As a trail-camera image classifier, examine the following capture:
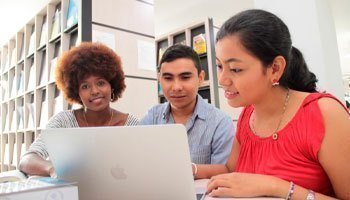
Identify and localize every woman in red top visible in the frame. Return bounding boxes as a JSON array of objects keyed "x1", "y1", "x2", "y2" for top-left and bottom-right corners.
[{"x1": 194, "y1": 9, "x2": 350, "y2": 199}]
